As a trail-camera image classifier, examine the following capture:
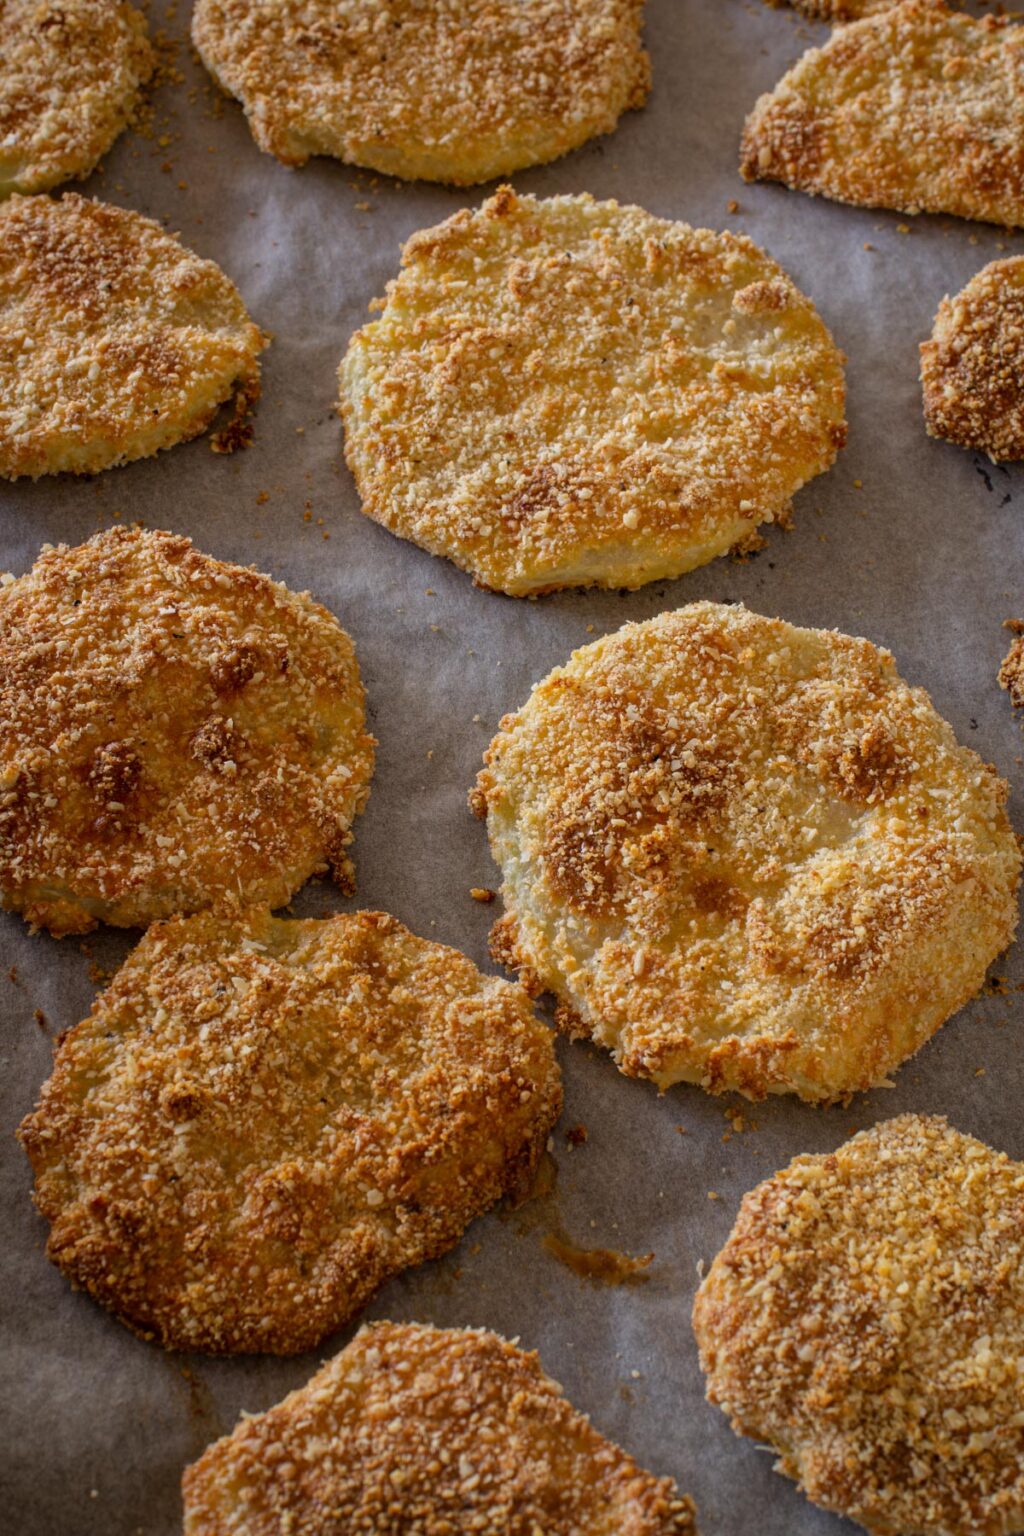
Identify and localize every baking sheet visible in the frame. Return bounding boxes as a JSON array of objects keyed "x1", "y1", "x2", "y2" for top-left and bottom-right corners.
[{"x1": 2, "y1": 1, "x2": 1024, "y2": 1531}]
